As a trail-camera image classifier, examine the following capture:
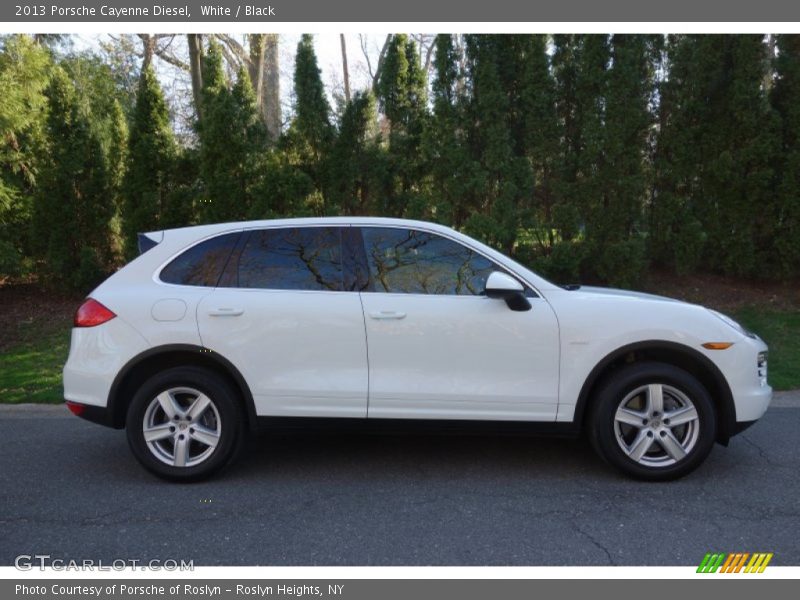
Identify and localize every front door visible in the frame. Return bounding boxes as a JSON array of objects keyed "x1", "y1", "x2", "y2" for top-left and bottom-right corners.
[{"x1": 356, "y1": 226, "x2": 560, "y2": 421}]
